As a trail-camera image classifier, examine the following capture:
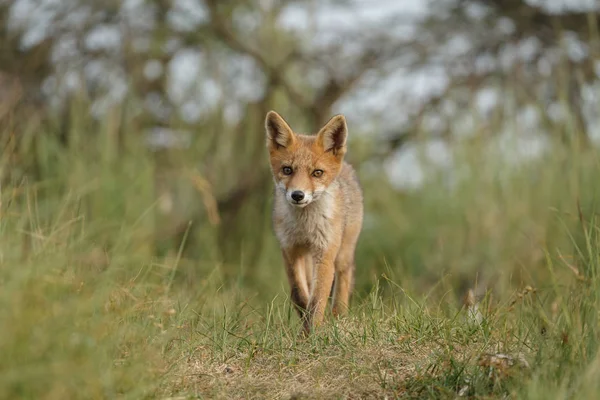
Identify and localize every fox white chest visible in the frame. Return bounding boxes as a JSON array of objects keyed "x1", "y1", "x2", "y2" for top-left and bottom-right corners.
[{"x1": 274, "y1": 194, "x2": 335, "y2": 251}]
